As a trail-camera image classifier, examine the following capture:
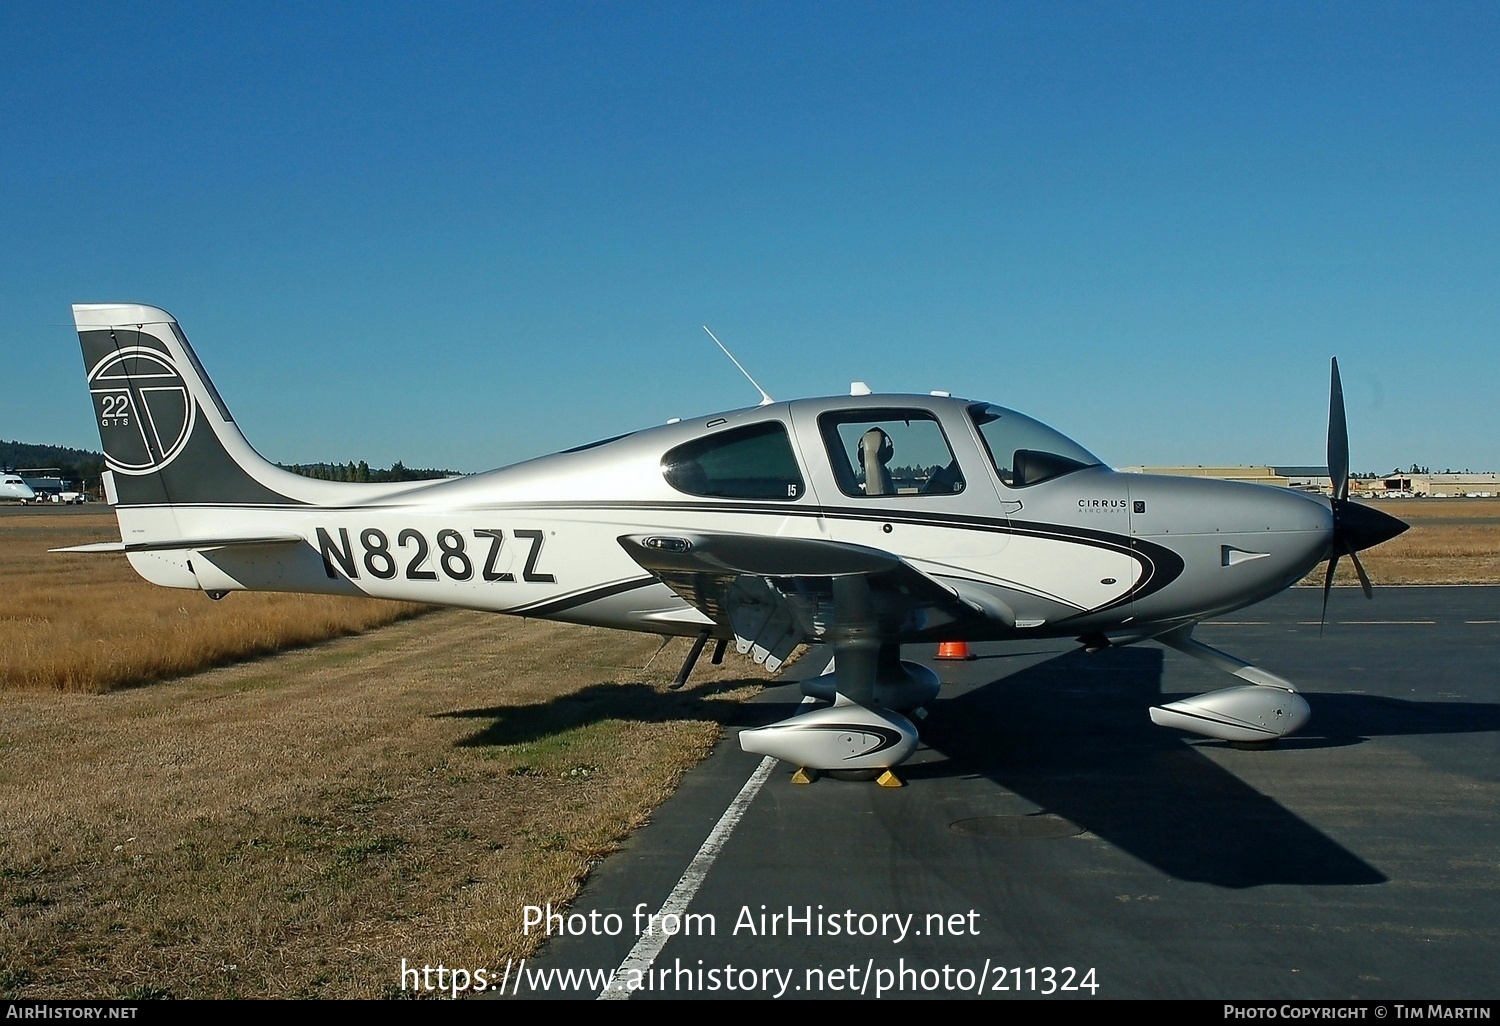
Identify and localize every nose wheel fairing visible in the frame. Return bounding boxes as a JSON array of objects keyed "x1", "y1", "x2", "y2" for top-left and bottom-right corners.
[
  {"x1": 1150, "y1": 685, "x2": 1311, "y2": 743},
  {"x1": 1149, "y1": 624, "x2": 1311, "y2": 743}
]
